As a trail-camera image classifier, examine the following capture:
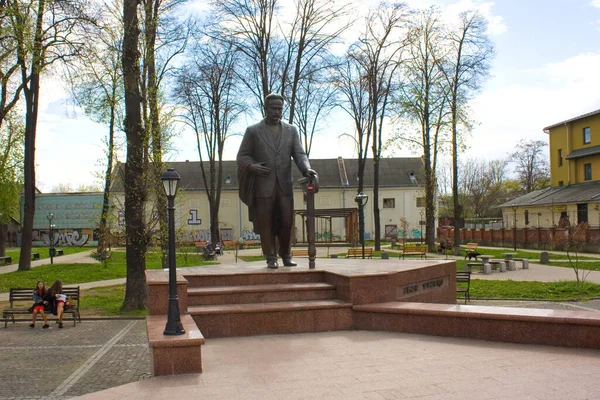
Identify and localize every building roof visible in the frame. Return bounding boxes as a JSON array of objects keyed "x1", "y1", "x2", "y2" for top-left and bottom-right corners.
[
  {"x1": 499, "y1": 181, "x2": 600, "y2": 208},
  {"x1": 543, "y1": 108, "x2": 600, "y2": 132},
  {"x1": 565, "y1": 144, "x2": 600, "y2": 160},
  {"x1": 111, "y1": 158, "x2": 425, "y2": 192}
]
